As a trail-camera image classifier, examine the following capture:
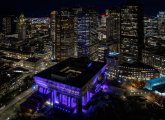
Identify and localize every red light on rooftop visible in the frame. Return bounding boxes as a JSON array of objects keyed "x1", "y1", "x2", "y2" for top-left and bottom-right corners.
[{"x1": 101, "y1": 13, "x2": 110, "y2": 16}]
